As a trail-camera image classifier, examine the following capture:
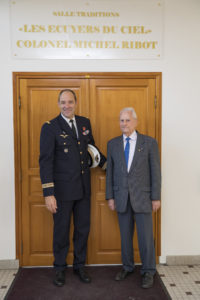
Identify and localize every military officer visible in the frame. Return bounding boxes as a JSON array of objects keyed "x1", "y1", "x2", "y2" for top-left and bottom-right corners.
[{"x1": 39, "y1": 89, "x2": 106, "y2": 287}]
